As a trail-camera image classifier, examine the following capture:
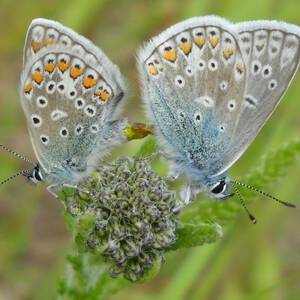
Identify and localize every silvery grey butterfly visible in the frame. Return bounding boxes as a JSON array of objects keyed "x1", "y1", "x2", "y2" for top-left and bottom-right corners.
[
  {"x1": 1, "y1": 18, "x2": 127, "y2": 196},
  {"x1": 138, "y1": 15, "x2": 299, "y2": 222}
]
